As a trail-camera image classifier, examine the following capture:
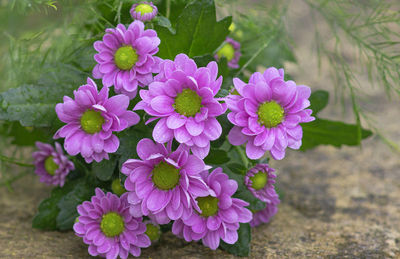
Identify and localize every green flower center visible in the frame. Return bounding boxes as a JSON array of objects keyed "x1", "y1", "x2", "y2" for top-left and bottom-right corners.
[
  {"x1": 196, "y1": 196, "x2": 219, "y2": 217},
  {"x1": 217, "y1": 43, "x2": 235, "y2": 61},
  {"x1": 44, "y1": 156, "x2": 58, "y2": 176},
  {"x1": 173, "y1": 89, "x2": 202, "y2": 117},
  {"x1": 114, "y1": 45, "x2": 138, "y2": 70},
  {"x1": 111, "y1": 179, "x2": 127, "y2": 196},
  {"x1": 257, "y1": 101, "x2": 284, "y2": 128},
  {"x1": 80, "y1": 110, "x2": 105, "y2": 134},
  {"x1": 135, "y1": 3, "x2": 154, "y2": 14},
  {"x1": 151, "y1": 162, "x2": 180, "y2": 190},
  {"x1": 145, "y1": 224, "x2": 160, "y2": 241},
  {"x1": 100, "y1": 212, "x2": 125, "y2": 237},
  {"x1": 250, "y1": 171, "x2": 268, "y2": 190}
]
